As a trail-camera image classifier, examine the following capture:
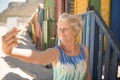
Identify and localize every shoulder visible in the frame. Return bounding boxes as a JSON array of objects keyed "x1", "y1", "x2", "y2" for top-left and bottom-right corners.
[
  {"x1": 45, "y1": 47, "x2": 60, "y2": 59},
  {"x1": 45, "y1": 47, "x2": 60, "y2": 65},
  {"x1": 45, "y1": 47, "x2": 59, "y2": 55},
  {"x1": 46, "y1": 47, "x2": 58, "y2": 52}
]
